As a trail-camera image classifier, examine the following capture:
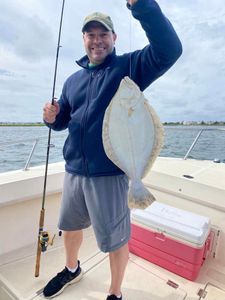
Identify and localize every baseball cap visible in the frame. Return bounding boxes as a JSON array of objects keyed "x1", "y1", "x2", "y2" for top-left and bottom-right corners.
[{"x1": 82, "y1": 12, "x2": 115, "y2": 33}]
